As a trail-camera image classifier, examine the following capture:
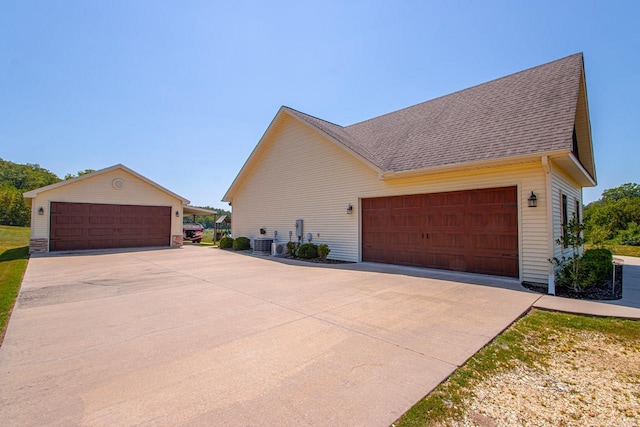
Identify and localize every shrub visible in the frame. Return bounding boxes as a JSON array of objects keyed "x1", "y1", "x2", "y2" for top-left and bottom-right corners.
[
  {"x1": 618, "y1": 222, "x2": 640, "y2": 246},
  {"x1": 317, "y1": 244, "x2": 330, "y2": 260},
  {"x1": 553, "y1": 248, "x2": 613, "y2": 292},
  {"x1": 219, "y1": 236, "x2": 234, "y2": 249},
  {"x1": 286, "y1": 241, "x2": 298, "y2": 257},
  {"x1": 232, "y1": 236, "x2": 251, "y2": 251},
  {"x1": 297, "y1": 243, "x2": 318, "y2": 259},
  {"x1": 581, "y1": 248, "x2": 613, "y2": 283}
]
